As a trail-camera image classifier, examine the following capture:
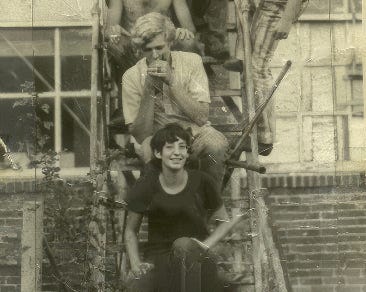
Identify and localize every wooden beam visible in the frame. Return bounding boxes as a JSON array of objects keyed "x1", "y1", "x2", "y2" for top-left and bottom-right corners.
[
  {"x1": 234, "y1": 0, "x2": 263, "y2": 291},
  {"x1": 0, "y1": 91, "x2": 97, "y2": 99},
  {"x1": 255, "y1": 190, "x2": 288, "y2": 292},
  {"x1": 90, "y1": 1, "x2": 100, "y2": 169},
  {"x1": 21, "y1": 200, "x2": 43, "y2": 292},
  {"x1": 88, "y1": 2, "x2": 107, "y2": 291},
  {"x1": 0, "y1": 21, "x2": 92, "y2": 28},
  {"x1": 54, "y1": 28, "x2": 62, "y2": 155}
]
